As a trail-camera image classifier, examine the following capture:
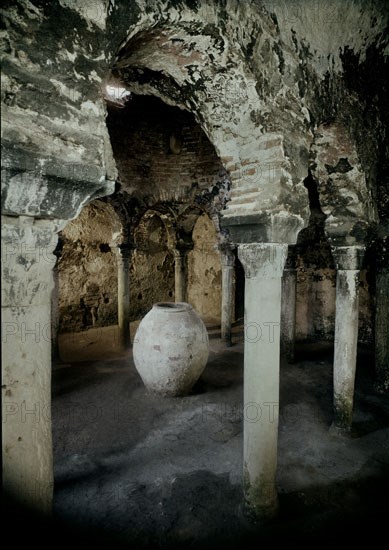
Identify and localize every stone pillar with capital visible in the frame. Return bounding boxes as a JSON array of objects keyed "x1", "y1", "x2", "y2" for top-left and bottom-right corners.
[
  {"x1": 2, "y1": 215, "x2": 60, "y2": 515},
  {"x1": 220, "y1": 246, "x2": 235, "y2": 346},
  {"x1": 331, "y1": 245, "x2": 365, "y2": 432},
  {"x1": 115, "y1": 244, "x2": 133, "y2": 348},
  {"x1": 237, "y1": 243, "x2": 288, "y2": 519}
]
